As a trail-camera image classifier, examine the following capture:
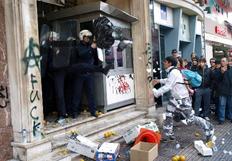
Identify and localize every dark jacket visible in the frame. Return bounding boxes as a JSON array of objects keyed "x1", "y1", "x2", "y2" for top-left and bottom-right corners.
[
  {"x1": 76, "y1": 41, "x2": 98, "y2": 65},
  {"x1": 190, "y1": 65, "x2": 198, "y2": 72},
  {"x1": 210, "y1": 67, "x2": 220, "y2": 90},
  {"x1": 215, "y1": 66, "x2": 232, "y2": 96},
  {"x1": 196, "y1": 65, "x2": 211, "y2": 88},
  {"x1": 48, "y1": 40, "x2": 77, "y2": 71}
]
